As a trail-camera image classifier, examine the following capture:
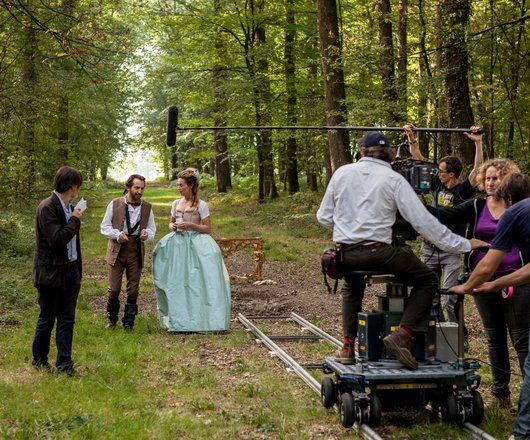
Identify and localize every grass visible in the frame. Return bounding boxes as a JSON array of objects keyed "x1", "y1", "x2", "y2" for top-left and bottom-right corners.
[{"x1": 0, "y1": 183, "x2": 519, "y2": 439}]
